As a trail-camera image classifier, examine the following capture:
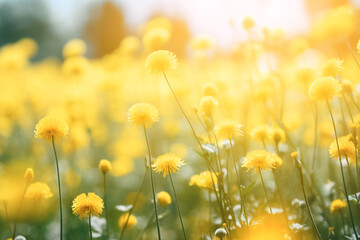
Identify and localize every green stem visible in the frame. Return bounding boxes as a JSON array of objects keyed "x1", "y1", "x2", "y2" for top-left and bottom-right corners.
[
  {"x1": 259, "y1": 168, "x2": 273, "y2": 215},
  {"x1": 143, "y1": 127, "x2": 162, "y2": 240},
  {"x1": 297, "y1": 163, "x2": 322, "y2": 239},
  {"x1": 12, "y1": 184, "x2": 27, "y2": 238},
  {"x1": 89, "y1": 216, "x2": 93, "y2": 240},
  {"x1": 3, "y1": 201, "x2": 12, "y2": 236},
  {"x1": 119, "y1": 168, "x2": 149, "y2": 240},
  {"x1": 51, "y1": 136, "x2": 63, "y2": 240},
  {"x1": 169, "y1": 173, "x2": 187, "y2": 240},
  {"x1": 103, "y1": 173, "x2": 109, "y2": 237},
  {"x1": 229, "y1": 140, "x2": 249, "y2": 226},
  {"x1": 327, "y1": 101, "x2": 358, "y2": 239},
  {"x1": 272, "y1": 169, "x2": 289, "y2": 226},
  {"x1": 137, "y1": 210, "x2": 154, "y2": 240}
]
